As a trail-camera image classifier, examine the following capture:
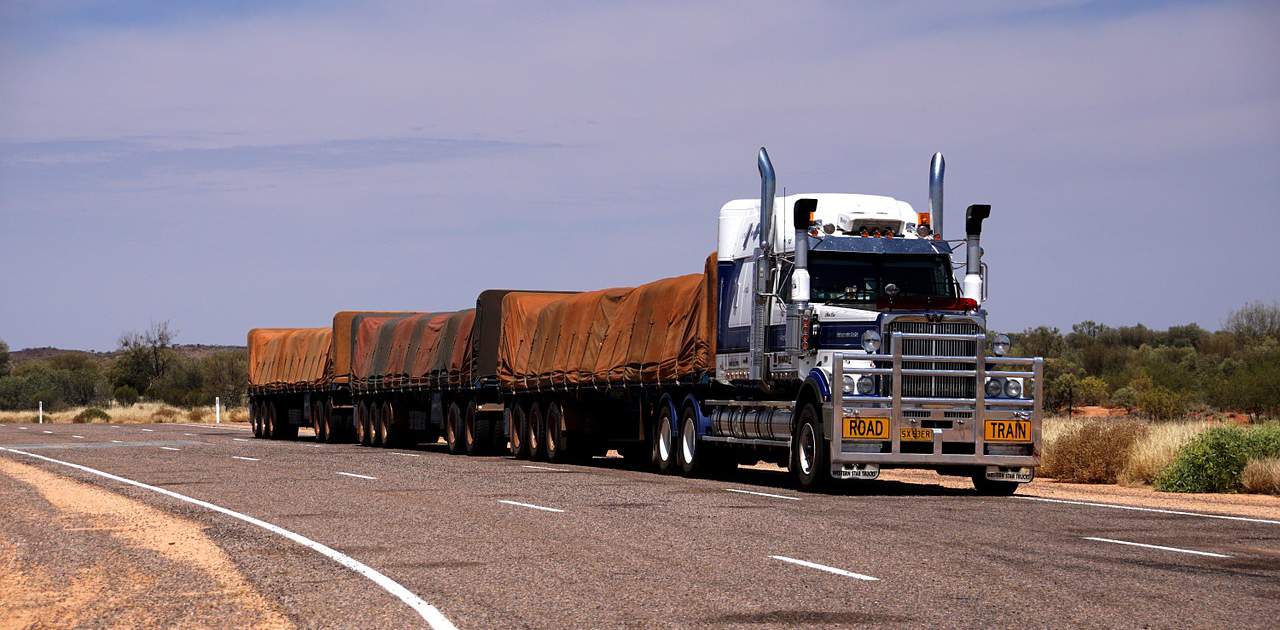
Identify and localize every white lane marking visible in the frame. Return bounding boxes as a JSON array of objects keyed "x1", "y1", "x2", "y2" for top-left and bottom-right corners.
[
  {"x1": 520, "y1": 465, "x2": 565, "y2": 472},
  {"x1": 232, "y1": 438, "x2": 251, "y2": 442},
  {"x1": 19, "y1": 427, "x2": 28, "y2": 430},
  {"x1": 160, "y1": 447, "x2": 181, "y2": 451},
  {"x1": 726, "y1": 488, "x2": 801, "y2": 501},
  {"x1": 141, "y1": 428, "x2": 154, "y2": 432},
  {"x1": 498, "y1": 500, "x2": 564, "y2": 513},
  {"x1": 111, "y1": 440, "x2": 123, "y2": 444},
  {"x1": 392, "y1": 452, "x2": 420, "y2": 457},
  {"x1": 232, "y1": 456, "x2": 260, "y2": 462},
  {"x1": 72, "y1": 435, "x2": 84, "y2": 439},
  {"x1": 42, "y1": 430, "x2": 53, "y2": 434},
  {"x1": 308, "y1": 444, "x2": 323, "y2": 448},
  {"x1": 0, "y1": 446, "x2": 456, "y2": 629},
  {"x1": 770, "y1": 555, "x2": 879, "y2": 581},
  {"x1": 337, "y1": 472, "x2": 377, "y2": 480},
  {"x1": 111, "y1": 426, "x2": 120, "y2": 429},
  {"x1": 1016, "y1": 496, "x2": 1280, "y2": 526},
  {"x1": 184, "y1": 433, "x2": 195, "y2": 436},
  {"x1": 1083, "y1": 537, "x2": 1231, "y2": 558}
]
